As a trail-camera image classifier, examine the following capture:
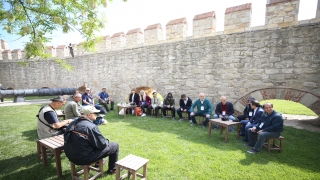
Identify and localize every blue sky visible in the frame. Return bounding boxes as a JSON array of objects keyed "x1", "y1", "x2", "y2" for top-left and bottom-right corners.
[{"x1": 1, "y1": 0, "x2": 318, "y2": 50}]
